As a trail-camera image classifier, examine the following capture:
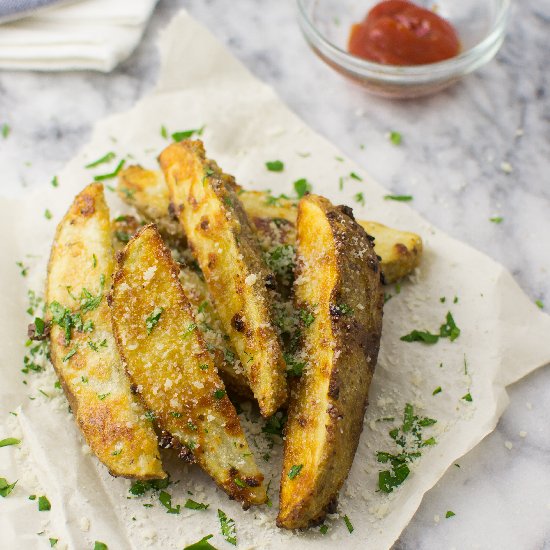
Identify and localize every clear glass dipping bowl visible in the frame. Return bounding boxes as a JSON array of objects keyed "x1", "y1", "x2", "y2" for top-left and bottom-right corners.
[{"x1": 296, "y1": 0, "x2": 511, "y2": 98}]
